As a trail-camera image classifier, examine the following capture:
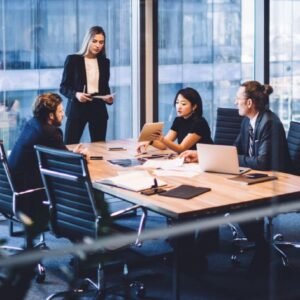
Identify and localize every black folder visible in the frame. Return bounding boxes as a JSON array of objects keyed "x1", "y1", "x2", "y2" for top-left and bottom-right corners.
[{"x1": 160, "y1": 184, "x2": 211, "y2": 199}]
